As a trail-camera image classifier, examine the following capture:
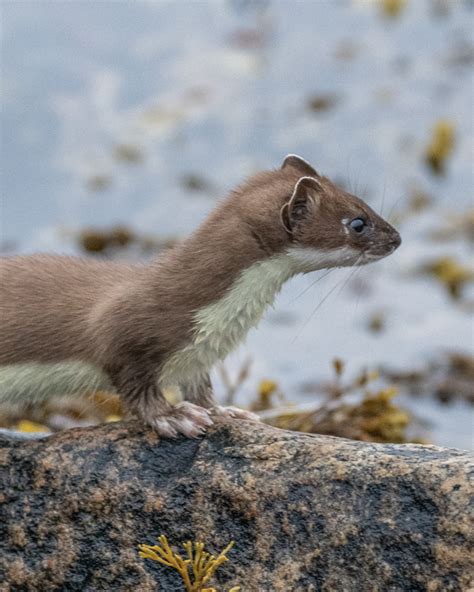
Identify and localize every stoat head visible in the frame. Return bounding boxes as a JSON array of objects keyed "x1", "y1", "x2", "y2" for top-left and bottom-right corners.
[{"x1": 236, "y1": 154, "x2": 401, "y2": 273}]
